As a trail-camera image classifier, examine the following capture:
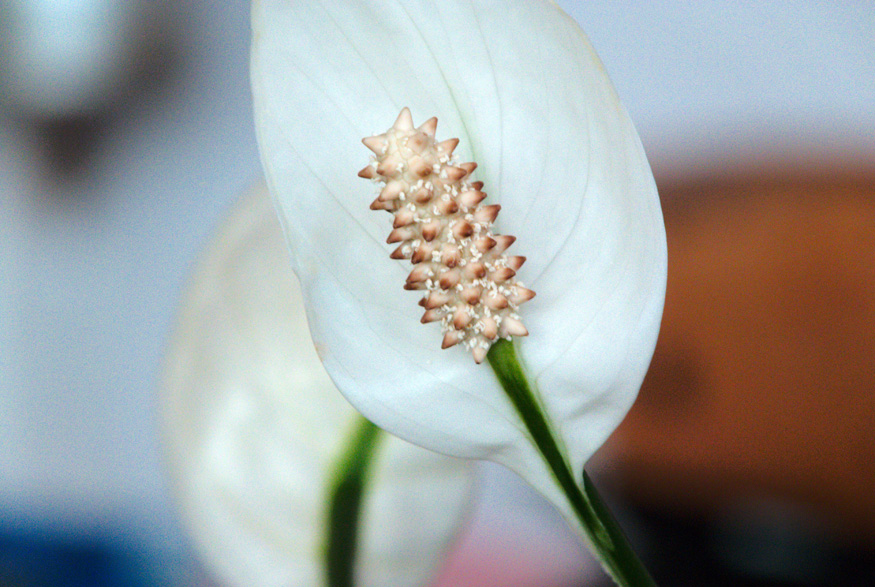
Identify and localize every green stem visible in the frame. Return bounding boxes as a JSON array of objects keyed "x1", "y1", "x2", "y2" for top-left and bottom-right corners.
[
  {"x1": 487, "y1": 339, "x2": 656, "y2": 587},
  {"x1": 324, "y1": 415, "x2": 383, "y2": 587}
]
